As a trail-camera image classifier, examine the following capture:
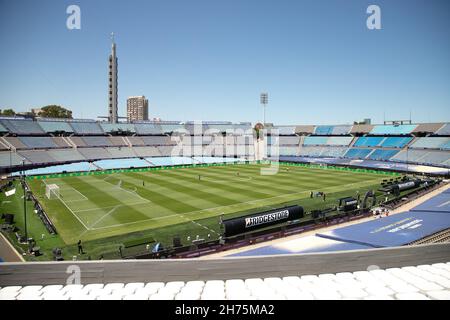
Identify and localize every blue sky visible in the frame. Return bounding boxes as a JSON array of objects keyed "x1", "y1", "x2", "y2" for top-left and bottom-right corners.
[{"x1": 0, "y1": 0, "x2": 449, "y2": 124}]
